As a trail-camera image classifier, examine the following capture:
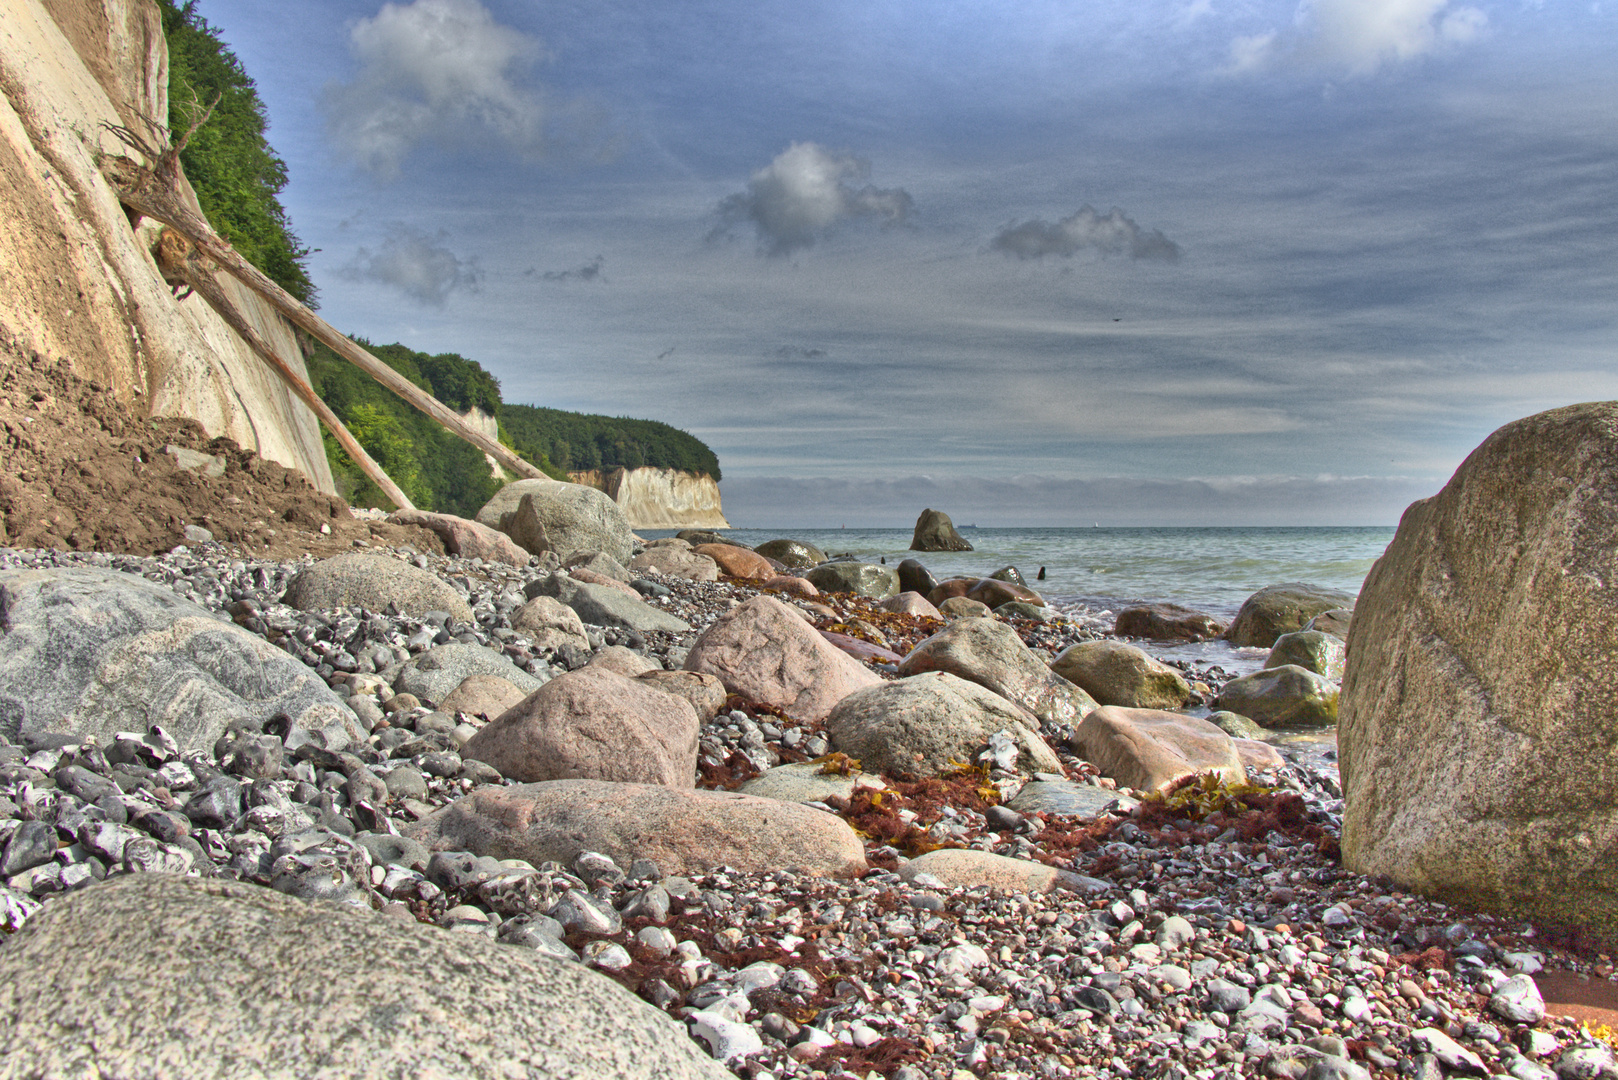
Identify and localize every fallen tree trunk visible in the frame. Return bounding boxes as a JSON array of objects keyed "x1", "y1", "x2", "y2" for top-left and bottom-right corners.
[{"x1": 100, "y1": 144, "x2": 547, "y2": 486}]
